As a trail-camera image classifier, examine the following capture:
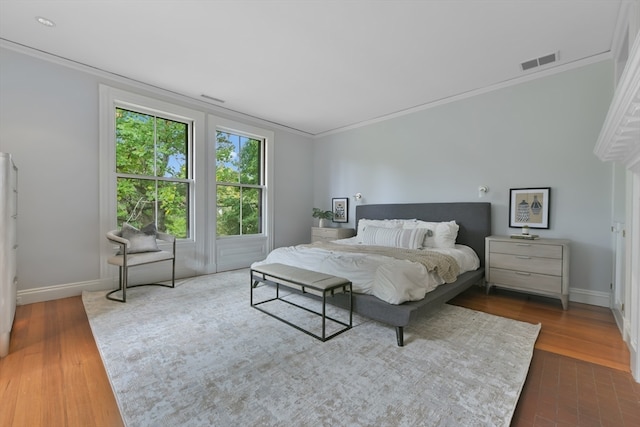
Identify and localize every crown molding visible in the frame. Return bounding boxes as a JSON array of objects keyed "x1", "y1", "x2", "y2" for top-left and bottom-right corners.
[
  {"x1": 0, "y1": 39, "x2": 314, "y2": 138},
  {"x1": 315, "y1": 52, "x2": 613, "y2": 139},
  {"x1": 594, "y1": 32, "x2": 640, "y2": 173}
]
